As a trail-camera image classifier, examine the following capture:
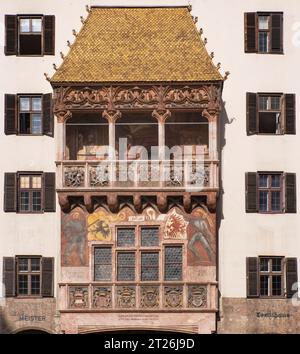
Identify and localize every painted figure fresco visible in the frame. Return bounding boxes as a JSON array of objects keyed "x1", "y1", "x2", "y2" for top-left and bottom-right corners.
[{"x1": 62, "y1": 208, "x2": 87, "y2": 266}]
